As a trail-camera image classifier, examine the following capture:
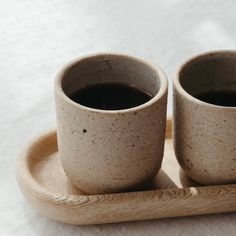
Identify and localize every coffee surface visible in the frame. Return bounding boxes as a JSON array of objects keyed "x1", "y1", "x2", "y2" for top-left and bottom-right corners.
[
  {"x1": 70, "y1": 83, "x2": 153, "y2": 110},
  {"x1": 196, "y1": 90, "x2": 236, "y2": 107}
]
